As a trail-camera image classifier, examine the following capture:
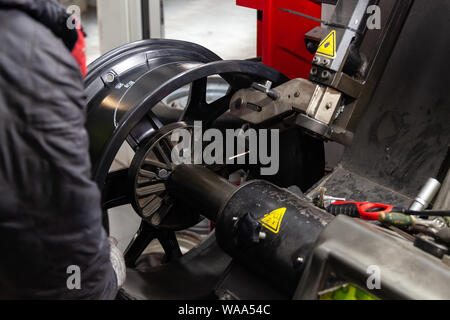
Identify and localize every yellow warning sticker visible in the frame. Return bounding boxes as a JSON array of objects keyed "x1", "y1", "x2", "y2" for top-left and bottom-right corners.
[
  {"x1": 259, "y1": 207, "x2": 286, "y2": 234},
  {"x1": 316, "y1": 30, "x2": 336, "y2": 59}
]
